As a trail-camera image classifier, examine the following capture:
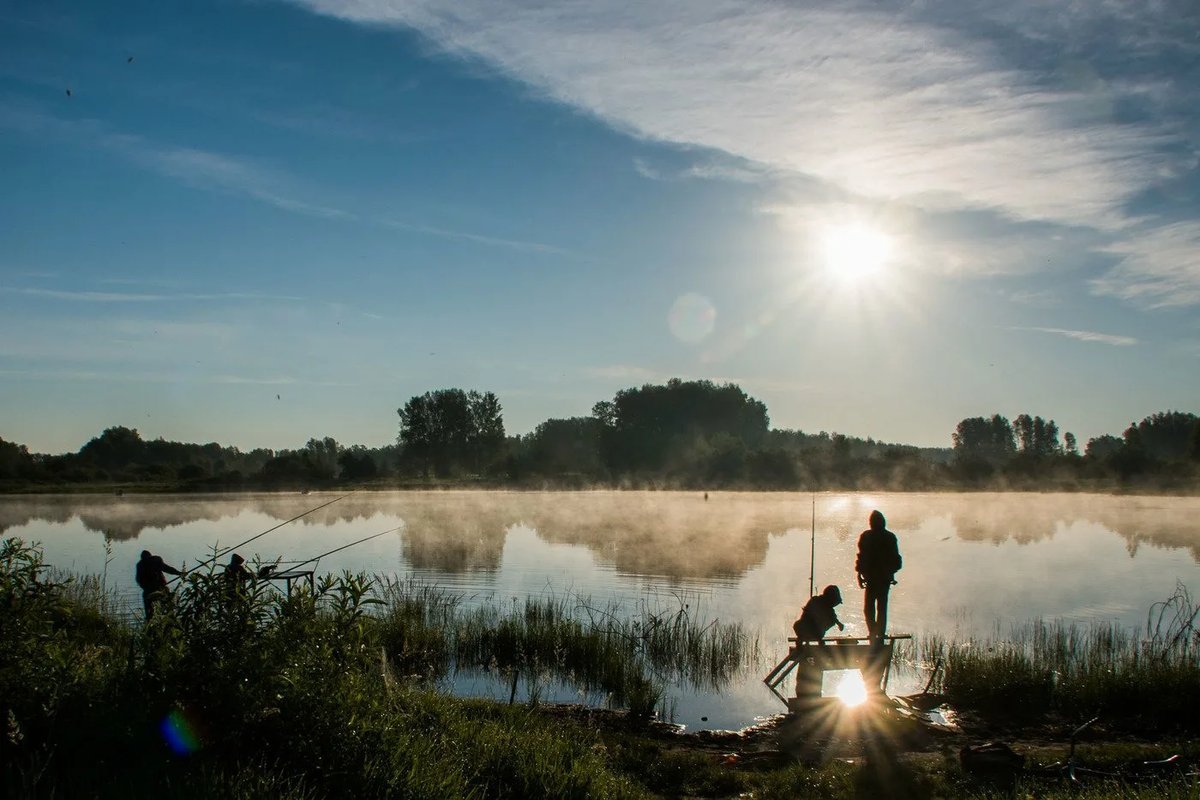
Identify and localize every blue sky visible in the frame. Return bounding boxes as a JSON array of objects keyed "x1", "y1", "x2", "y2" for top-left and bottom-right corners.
[{"x1": 2, "y1": 0, "x2": 1197, "y2": 453}]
